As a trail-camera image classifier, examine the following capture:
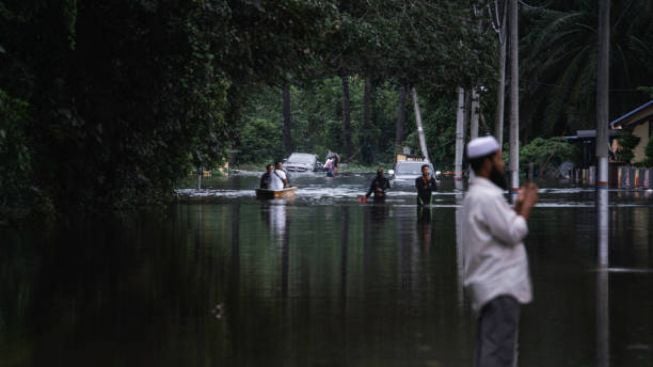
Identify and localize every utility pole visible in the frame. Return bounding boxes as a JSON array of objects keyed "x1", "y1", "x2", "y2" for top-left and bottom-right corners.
[
  {"x1": 454, "y1": 87, "x2": 466, "y2": 190},
  {"x1": 596, "y1": 0, "x2": 610, "y2": 189},
  {"x1": 491, "y1": 0, "x2": 508, "y2": 146},
  {"x1": 509, "y1": 0, "x2": 519, "y2": 192},
  {"x1": 470, "y1": 88, "x2": 480, "y2": 140},
  {"x1": 412, "y1": 88, "x2": 430, "y2": 162}
]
